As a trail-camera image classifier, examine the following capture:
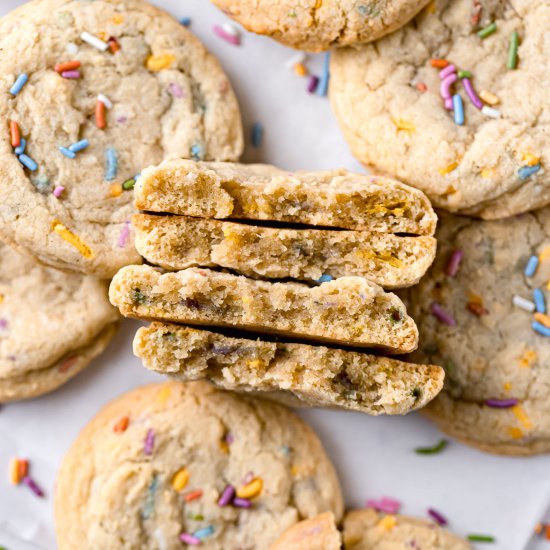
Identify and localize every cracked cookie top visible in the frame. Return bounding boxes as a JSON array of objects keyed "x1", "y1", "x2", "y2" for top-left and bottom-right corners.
[
  {"x1": 330, "y1": 0, "x2": 549, "y2": 219},
  {"x1": 211, "y1": 0, "x2": 431, "y2": 52},
  {"x1": 0, "y1": 0, "x2": 243, "y2": 277},
  {"x1": 55, "y1": 381, "x2": 344, "y2": 549}
]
